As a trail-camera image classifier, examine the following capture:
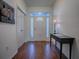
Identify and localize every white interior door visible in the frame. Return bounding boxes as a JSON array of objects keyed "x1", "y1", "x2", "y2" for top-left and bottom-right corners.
[{"x1": 16, "y1": 8, "x2": 24, "y2": 48}]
